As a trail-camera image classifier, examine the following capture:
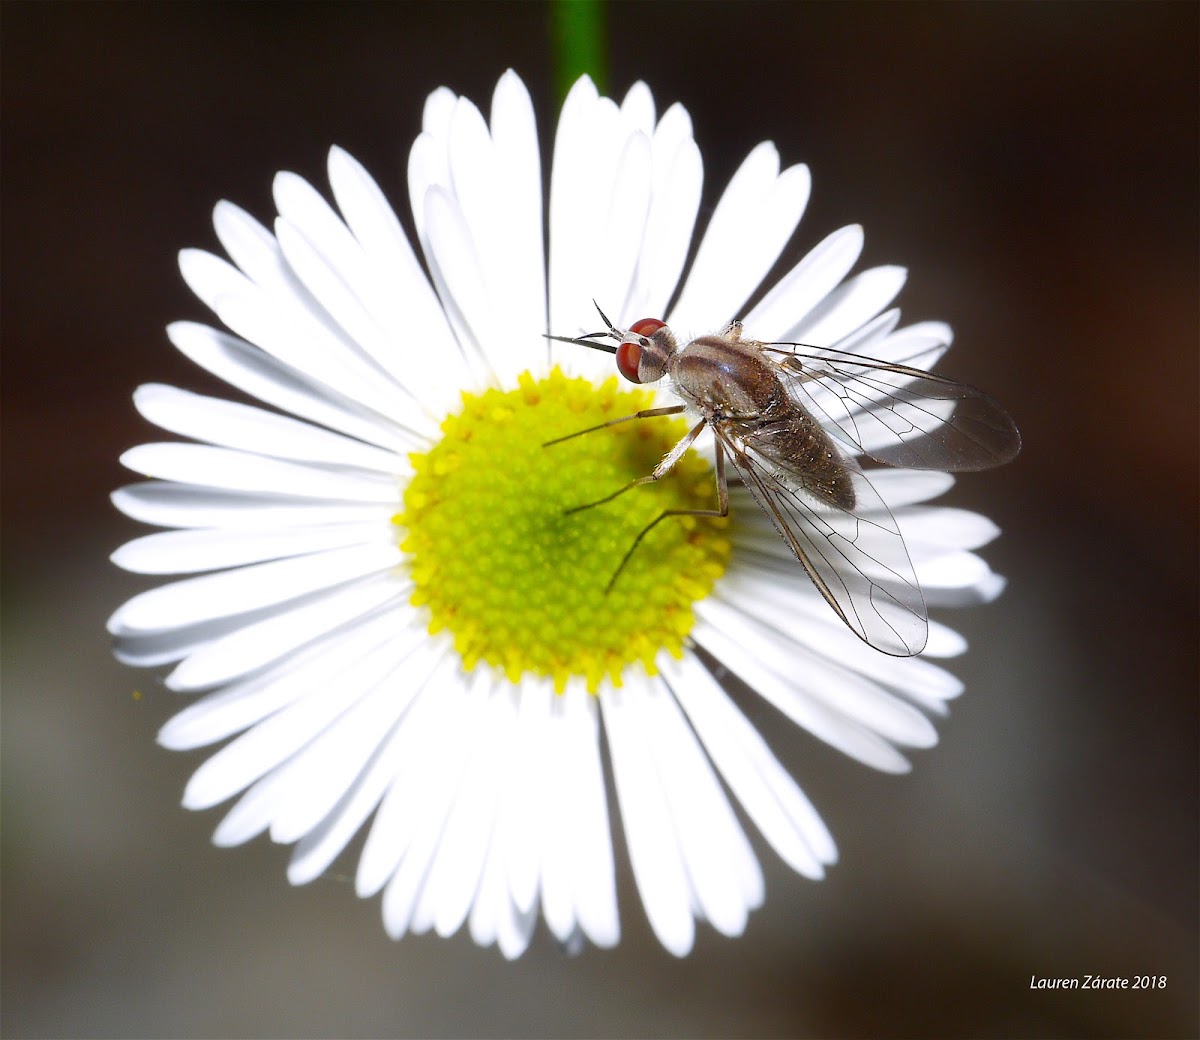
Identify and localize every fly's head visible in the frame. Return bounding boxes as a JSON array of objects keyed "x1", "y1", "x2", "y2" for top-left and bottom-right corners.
[
  {"x1": 544, "y1": 304, "x2": 679, "y2": 385},
  {"x1": 616, "y1": 318, "x2": 677, "y2": 386}
]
